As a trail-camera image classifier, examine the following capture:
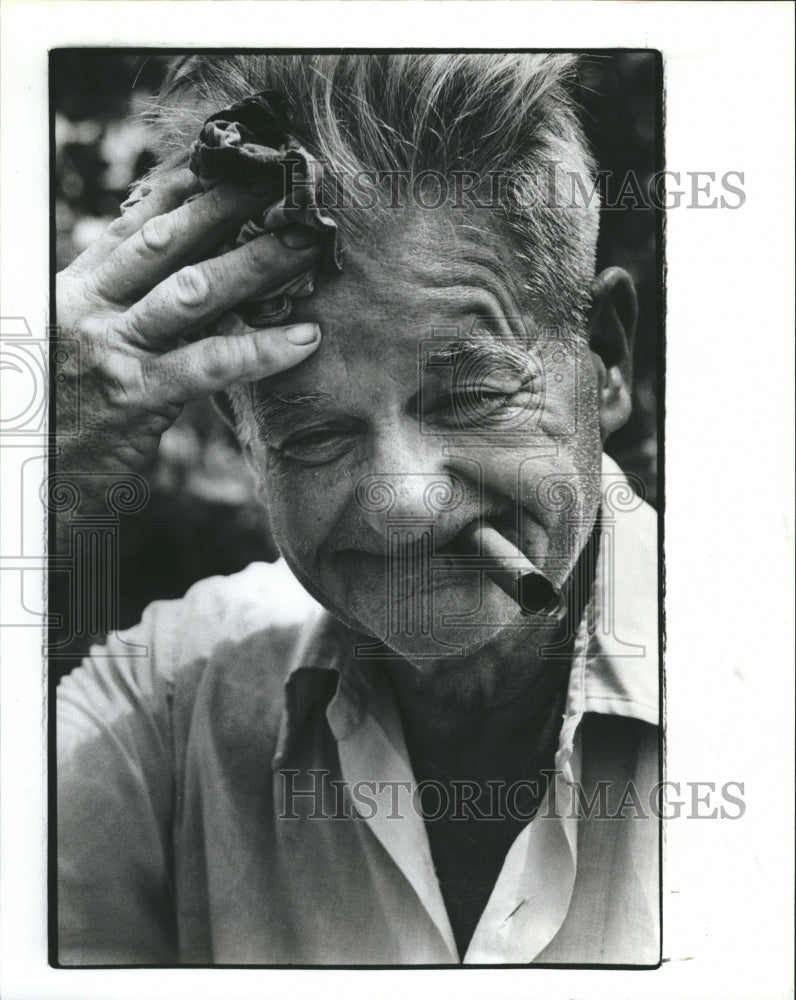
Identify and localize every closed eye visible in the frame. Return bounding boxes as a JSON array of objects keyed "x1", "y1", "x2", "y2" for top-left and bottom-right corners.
[
  {"x1": 420, "y1": 338, "x2": 542, "y2": 429},
  {"x1": 423, "y1": 376, "x2": 539, "y2": 430},
  {"x1": 276, "y1": 425, "x2": 362, "y2": 466}
]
